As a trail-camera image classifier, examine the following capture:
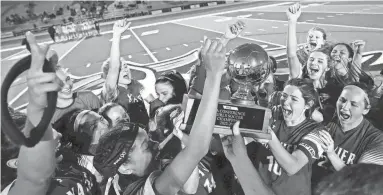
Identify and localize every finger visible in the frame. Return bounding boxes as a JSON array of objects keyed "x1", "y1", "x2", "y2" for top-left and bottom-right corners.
[
  {"x1": 319, "y1": 132, "x2": 331, "y2": 143},
  {"x1": 26, "y1": 31, "x2": 39, "y2": 52},
  {"x1": 320, "y1": 143, "x2": 328, "y2": 150},
  {"x1": 292, "y1": 4, "x2": 297, "y2": 12},
  {"x1": 28, "y1": 73, "x2": 57, "y2": 85},
  {"x1": 215, "y1": 42, "x2": 224, "y2": 53},
  {"x1": 232, "y1": 121, "x2": 241, "y2": 136},
  {"x1": 208, "y1": 40, "x2": 218, "y2": 54},
  {"x1": 40, "y1": 44, "x2": 50, "y2": 56},
  {"x1": 33, "y1": 83, "x2": 62, "y2": 95},
  {"x1": 125, "y1": 22, "x2": 132, "y2": 30},
  {"x1": 202, "y1": 38, "x2": 211, "y2": 55}
]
